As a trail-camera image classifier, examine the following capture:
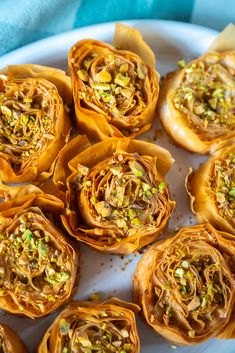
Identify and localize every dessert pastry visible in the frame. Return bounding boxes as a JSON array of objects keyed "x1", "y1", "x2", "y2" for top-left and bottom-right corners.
[
  {"x1": 158, "y1": 25, "x2": 235, "y2": 154},
  {"x1": 186, "y1": 142, "x2": 235, "y2": 233},
  {"x1": 0, "y1": 64, "x2": 72, "y2": 182},
  {"x1": 54, "y1": 136, "x2": 175, "y2": 254},
  {"x1": 68, "y1": 24, "x2": 159, "y2": 140},
  {"x1": 133, "y1": 223, "x2": 235, "y2": 344},
  {"x1": 0, "y1": 185, "x2": 79, "y2": 318},
  {"x1": 37, "y1": 298, "x2": 140, "y2": 353}
]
